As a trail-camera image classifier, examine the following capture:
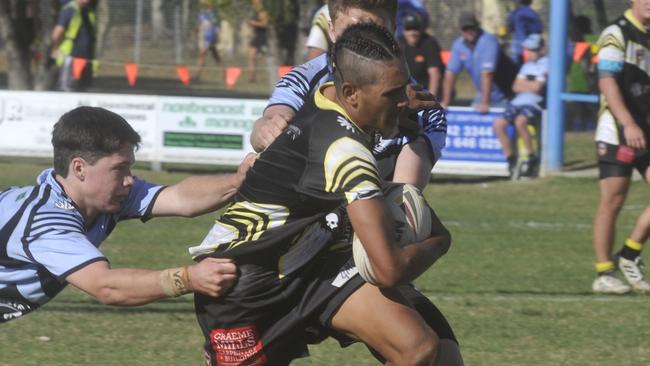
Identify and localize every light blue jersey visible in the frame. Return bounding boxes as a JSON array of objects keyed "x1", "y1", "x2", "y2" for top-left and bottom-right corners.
[
  {"x1": 267, "y1": 53, "x2": 447, "y2": 169},
  {"x1": 0, "y1": 169, "x2": 163, "y2": 321}
]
